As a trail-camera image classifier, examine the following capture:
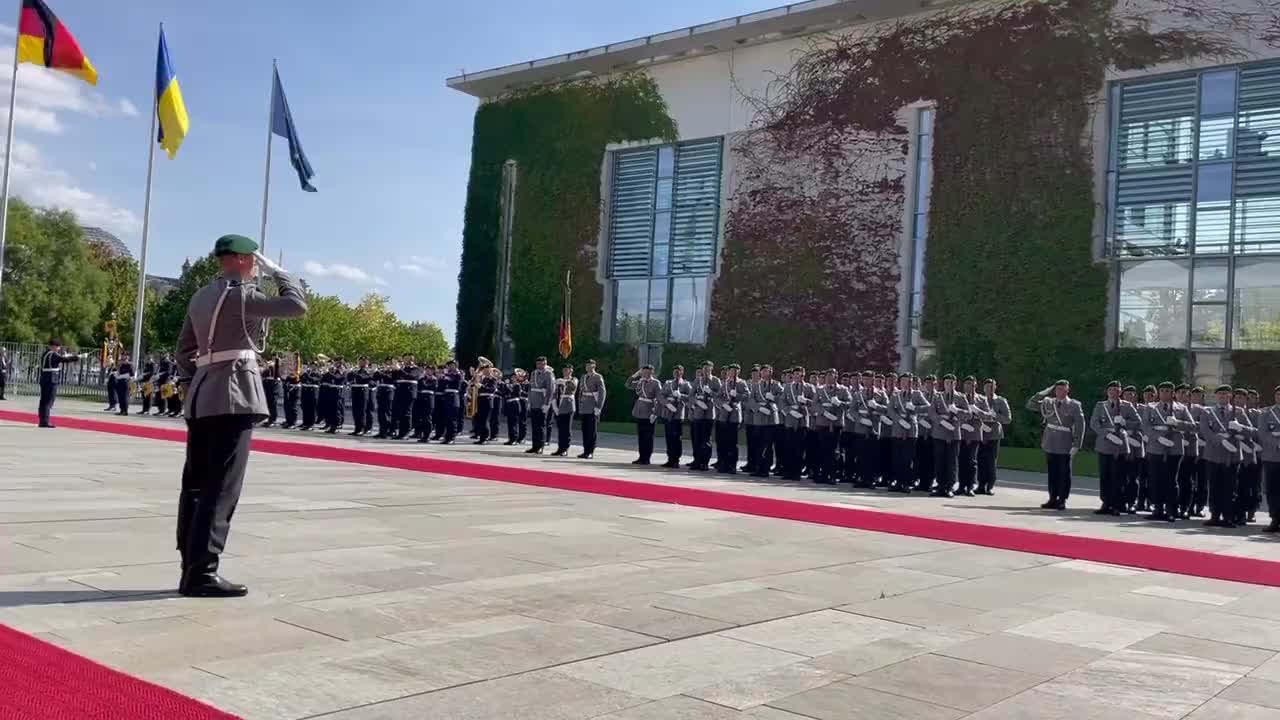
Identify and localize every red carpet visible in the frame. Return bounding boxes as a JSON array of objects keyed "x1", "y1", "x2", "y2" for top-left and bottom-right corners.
[
  {"x1": 3, "y1": 408, "x2": 1279, "y2": 588},
  {"x1": 0, "y1": 624, "x2": 239, "y2": 720}
]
